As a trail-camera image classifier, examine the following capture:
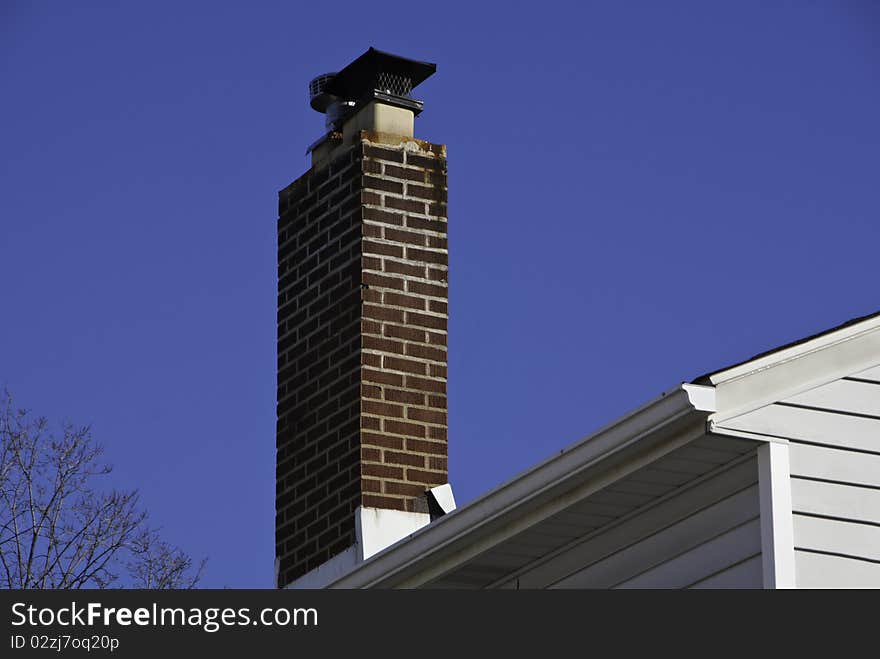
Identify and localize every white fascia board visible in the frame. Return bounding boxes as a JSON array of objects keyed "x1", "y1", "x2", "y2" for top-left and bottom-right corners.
[
  {"x1": 709, "y1": 314, "x2": 880, "y2": 423},
  {"x1": 328, "y1": 384, "x2": 713, "y2": 589}
]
